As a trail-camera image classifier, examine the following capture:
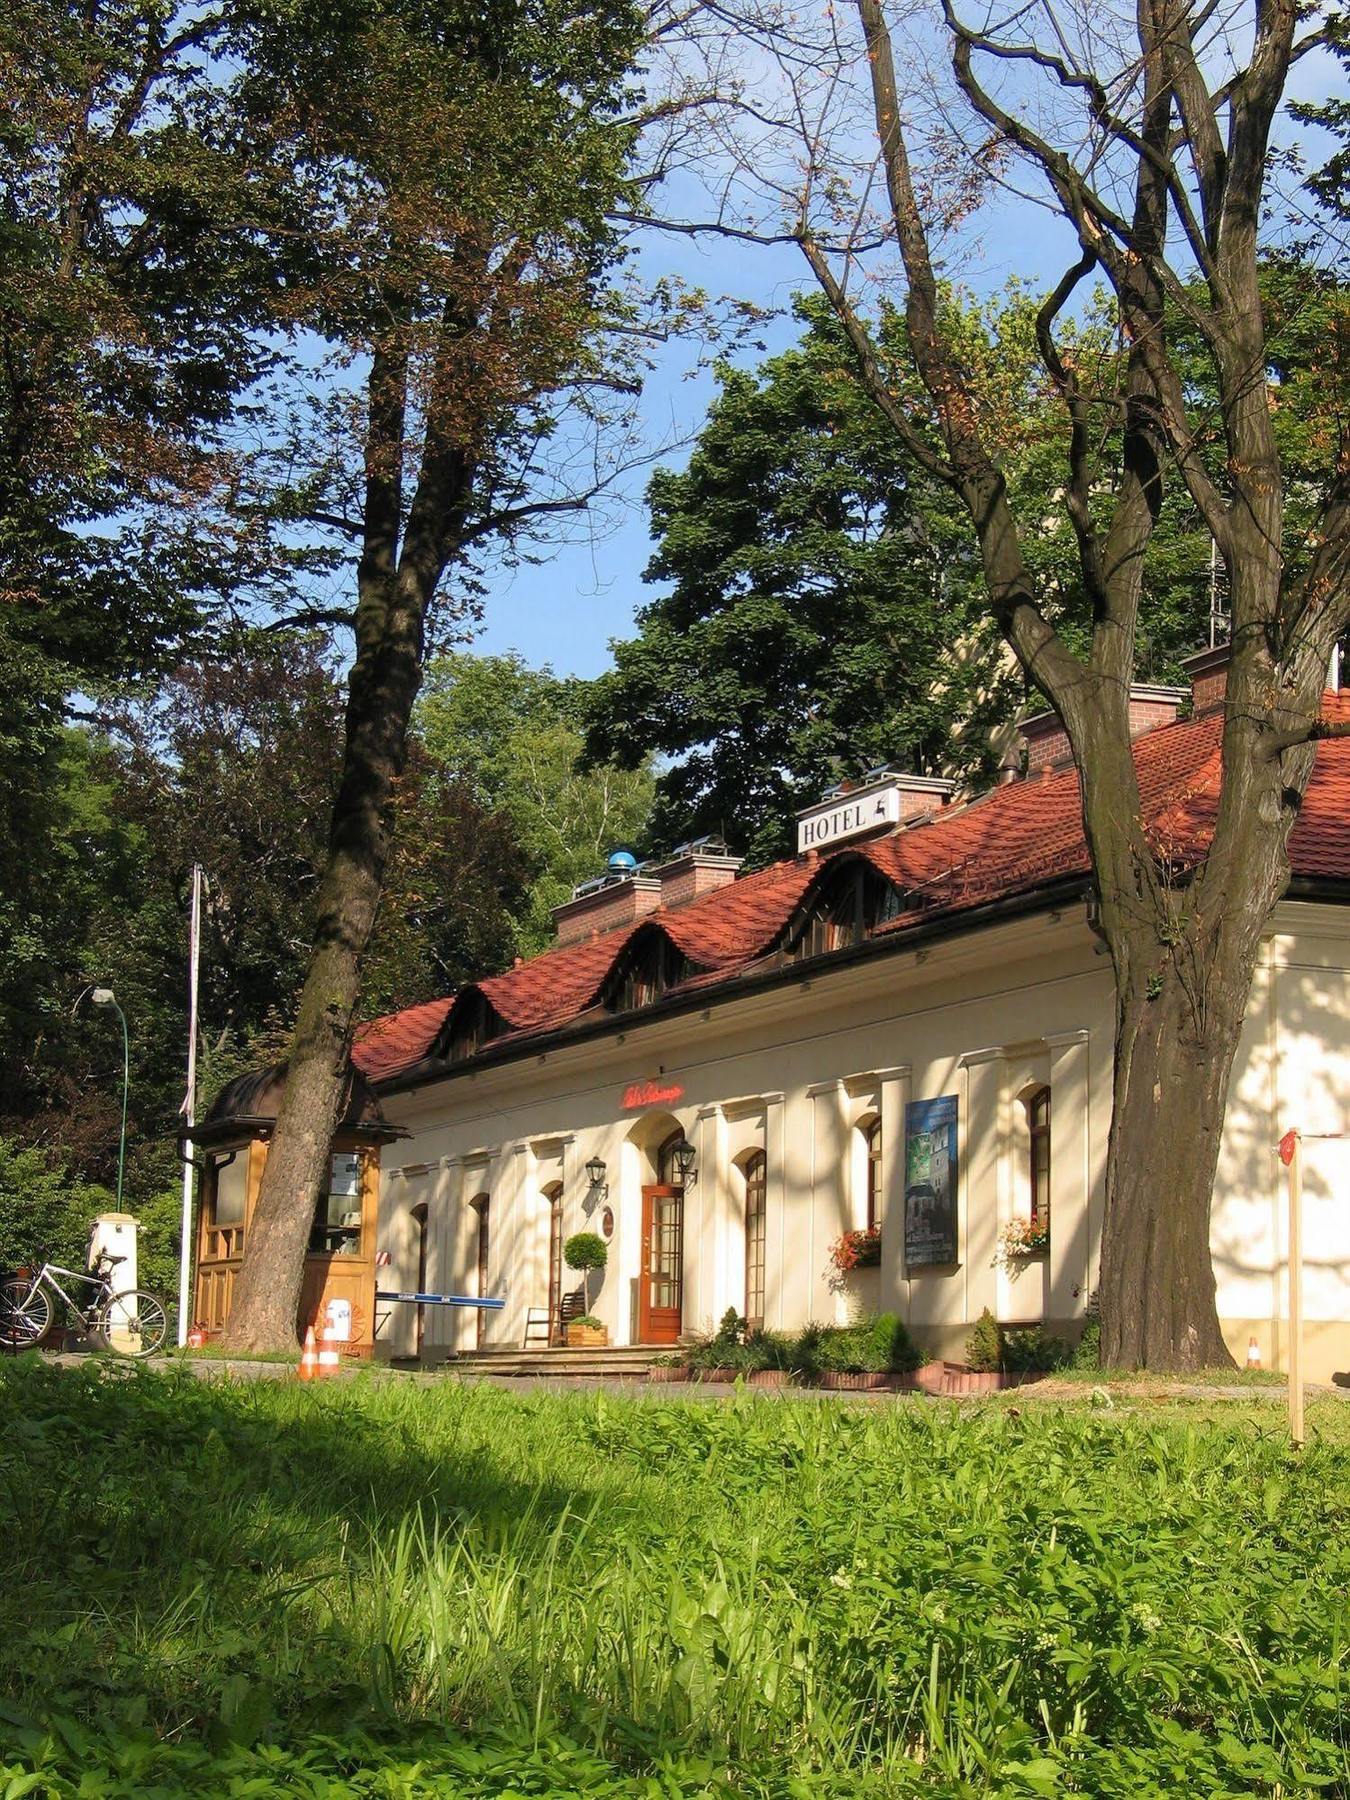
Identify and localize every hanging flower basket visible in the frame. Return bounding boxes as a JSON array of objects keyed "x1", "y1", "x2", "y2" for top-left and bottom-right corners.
[{"x1": 828, "y1": 1228, "x2": 883, "y2": 1274}]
